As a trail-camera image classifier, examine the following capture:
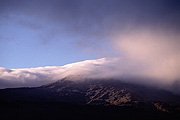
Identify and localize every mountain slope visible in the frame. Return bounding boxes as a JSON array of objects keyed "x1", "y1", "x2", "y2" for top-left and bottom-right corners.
[
  {"x1": 1, "y1": 78, "x2": 180, "y2": 106},
  {"x1": 0, "y1": 78, "x2": 180, "y2": 120}
]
